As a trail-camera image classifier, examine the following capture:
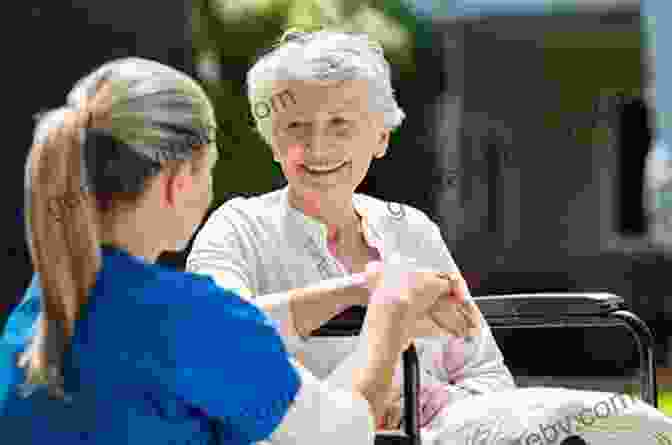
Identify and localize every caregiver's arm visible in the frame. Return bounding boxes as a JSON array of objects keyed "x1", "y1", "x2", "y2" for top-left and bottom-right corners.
[
  {"x1": 157, "y1": 278, "x2": 406, "y2": 445},
  {"x1": 270, "y1": 296, "x2": 410, "y2": 443},
  {"x1": 268, "y1": 359, "x2": 376, "y2": 444},
  {"x1": 187, "y1": 207, "x2": 368, "y2": 347}
]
